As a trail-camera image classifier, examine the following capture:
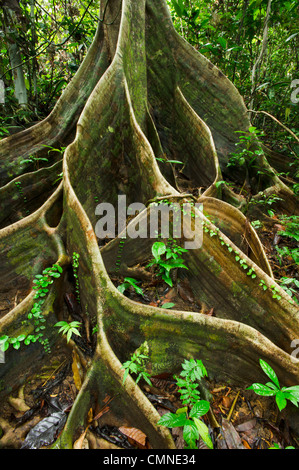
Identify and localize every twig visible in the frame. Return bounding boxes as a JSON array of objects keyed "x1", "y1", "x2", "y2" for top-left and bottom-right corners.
[
  {"x1": 227, "y1": 390, "x2": 240, "y2": 422},
  {"x1": 248, "y1": 110, "x2": 299, "y2": 144}
]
